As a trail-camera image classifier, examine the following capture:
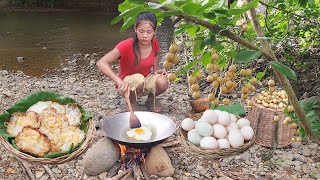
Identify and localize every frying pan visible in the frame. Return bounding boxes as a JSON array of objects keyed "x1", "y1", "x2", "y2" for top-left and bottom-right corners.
[{"x1": 101, "y1": 111, "x2": 176, "y2": 149}]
